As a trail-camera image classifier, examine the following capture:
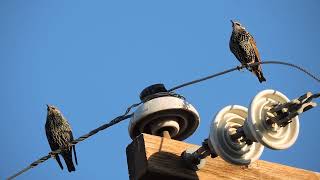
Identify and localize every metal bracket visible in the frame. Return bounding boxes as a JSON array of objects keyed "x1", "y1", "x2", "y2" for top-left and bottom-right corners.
[
  {"x1": 267, "y1": 92, "x2": 318, "y2": 127},
  {"x1": 230, "y1": 127, "x2": 253, "y2": 145},
  {"x1": 181, "y1": 139, "x2": 216, "y2": 171}
]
